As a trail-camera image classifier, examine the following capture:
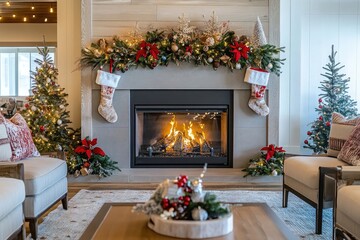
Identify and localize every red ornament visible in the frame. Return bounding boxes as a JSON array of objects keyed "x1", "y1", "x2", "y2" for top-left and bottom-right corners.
[
  {"x1": 177, "y1": 175, "x2": 188, "y2": 187},
  {"x1": 318, "y1": 98, "x2": 322, "y2": 103},
  {"x1": 318, "y1": 105, "x2": 323, "y2": 109},
  {"x1": 326, "y1": 121, "x2": 331, "y2": 127},
  {"x1": 304, "y1": 140, "x2": 309, "y2": 144},
  {"x1": 24, "y1": 103, "x2": 29, "y2": 109},
  {"x1": 319, "y1": 116, "x2": 323, "y2": 121},
  {"x1": 307, "y1": 131, "x2": 312, "y2": 136},
  {"x1": 39, "y1": 126, "x2": 45, "y2": 132},
  {"x1": 83, "y1": 161, "x2": 90, "y2": 168}
]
